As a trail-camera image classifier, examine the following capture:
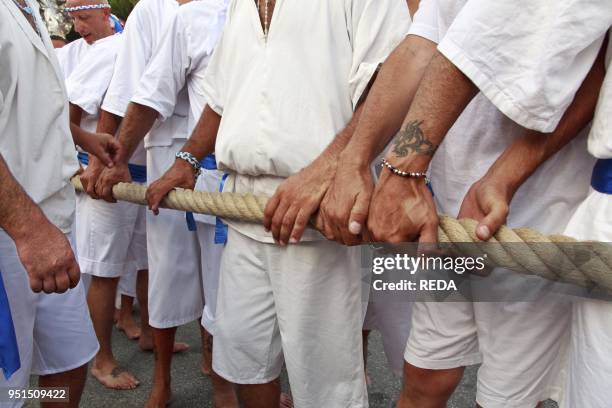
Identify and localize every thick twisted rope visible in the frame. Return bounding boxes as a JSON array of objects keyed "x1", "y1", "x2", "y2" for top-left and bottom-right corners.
[{"x1": 71, "y1": 177, "x2": 612, "y2": 291}]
